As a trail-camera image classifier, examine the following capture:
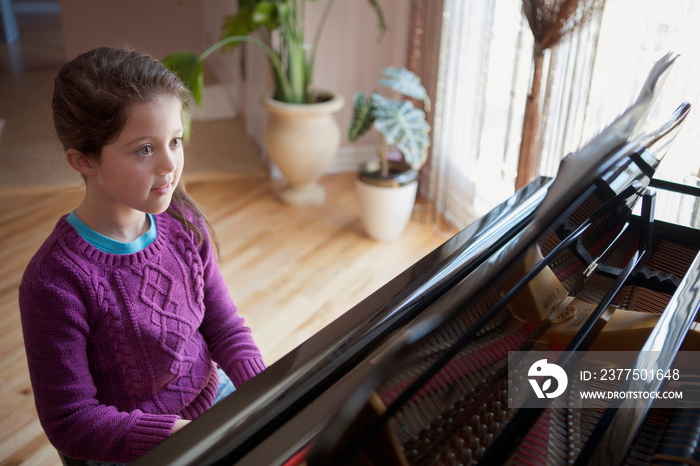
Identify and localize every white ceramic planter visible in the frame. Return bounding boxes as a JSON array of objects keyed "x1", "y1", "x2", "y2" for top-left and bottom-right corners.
[
  {"x1": 356, "y1": 177, "x2": 418, "y2": 241},
  {"x1": 262, "y1": 92, "x2": 344, "y2": 207}
]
